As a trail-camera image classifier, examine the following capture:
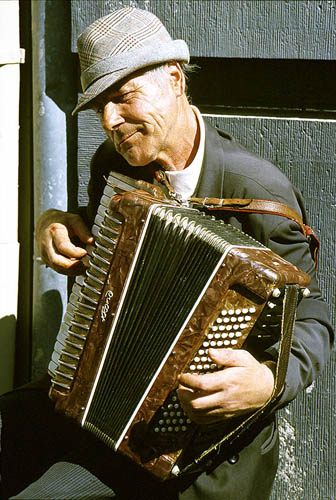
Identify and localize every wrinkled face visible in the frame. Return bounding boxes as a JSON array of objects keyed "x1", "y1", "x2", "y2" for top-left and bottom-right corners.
[{"x1": 92, "y1": 66, "x2": 181, "y2": 167}]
